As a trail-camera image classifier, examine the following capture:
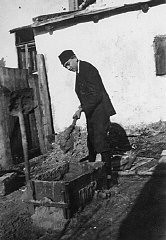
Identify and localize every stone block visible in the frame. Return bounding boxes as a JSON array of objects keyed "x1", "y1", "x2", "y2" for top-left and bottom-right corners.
[
  {"x1": 31, "y1": 205, "x2": 68, "y2": 231},
  {"x1": 161, "y1": 150, "x2": 166, "y2": 156},
  {"x1": 0, "y1": 172, "x2": 17, "y2": 196}
]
